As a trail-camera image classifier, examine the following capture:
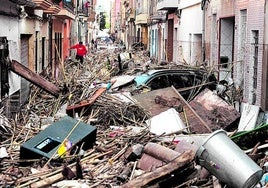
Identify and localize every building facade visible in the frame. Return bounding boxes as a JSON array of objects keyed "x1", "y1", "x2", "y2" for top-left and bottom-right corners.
[
  {"x1": 110, "y1": 0, "x2": 268, "y2": 110},
  {"x1": 205, "y1": 0, "x2": 267, "y2": 109},
  {"x1": 0, "y1": 0, "x2": 95, "y2": 118}
]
